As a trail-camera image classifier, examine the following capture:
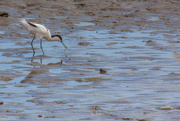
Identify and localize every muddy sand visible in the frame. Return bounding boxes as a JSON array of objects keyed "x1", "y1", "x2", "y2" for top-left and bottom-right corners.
[{"x1": 0, "y1": 0, "x2": 180, "y2": 120}]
